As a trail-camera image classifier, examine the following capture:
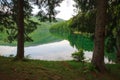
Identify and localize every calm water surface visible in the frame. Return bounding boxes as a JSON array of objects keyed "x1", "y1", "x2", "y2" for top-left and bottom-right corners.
[
  {"x1": 0, "y1": 31, "x2": 115, "y2": 63},
  {"x1": 0, "y1": 40, "x2": 94, "y2": 61}
]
